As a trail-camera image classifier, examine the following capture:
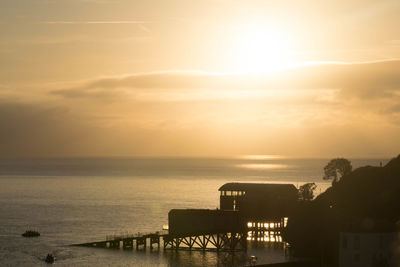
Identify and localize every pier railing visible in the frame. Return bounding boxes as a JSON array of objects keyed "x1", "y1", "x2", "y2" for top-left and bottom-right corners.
[{"x1": 106, "y1": 230, "x2": 168, "y2": 241}]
